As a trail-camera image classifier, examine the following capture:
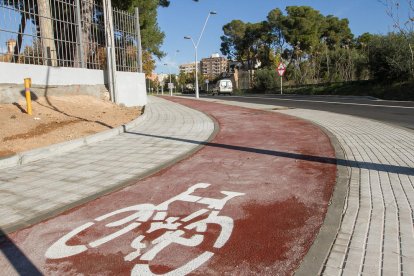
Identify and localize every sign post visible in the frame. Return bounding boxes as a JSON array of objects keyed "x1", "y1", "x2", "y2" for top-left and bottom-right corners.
[
  {"x1": 168, "y1": 83, "x2": 174, "y2": 96},
  {"x1": 277, "y1": 62, "x2": 286, "y2": 95}
]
